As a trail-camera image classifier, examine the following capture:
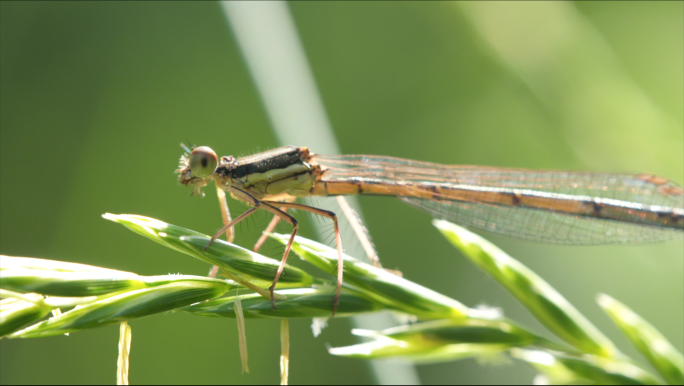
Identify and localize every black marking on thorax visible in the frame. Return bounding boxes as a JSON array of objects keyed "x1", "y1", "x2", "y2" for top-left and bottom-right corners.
[
  {"x1": 232, "y1": 146, "x2": 304, "y2": 179},
  {"x1": 216, "y1": 156, "x2": 237, "y2": 178}
]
